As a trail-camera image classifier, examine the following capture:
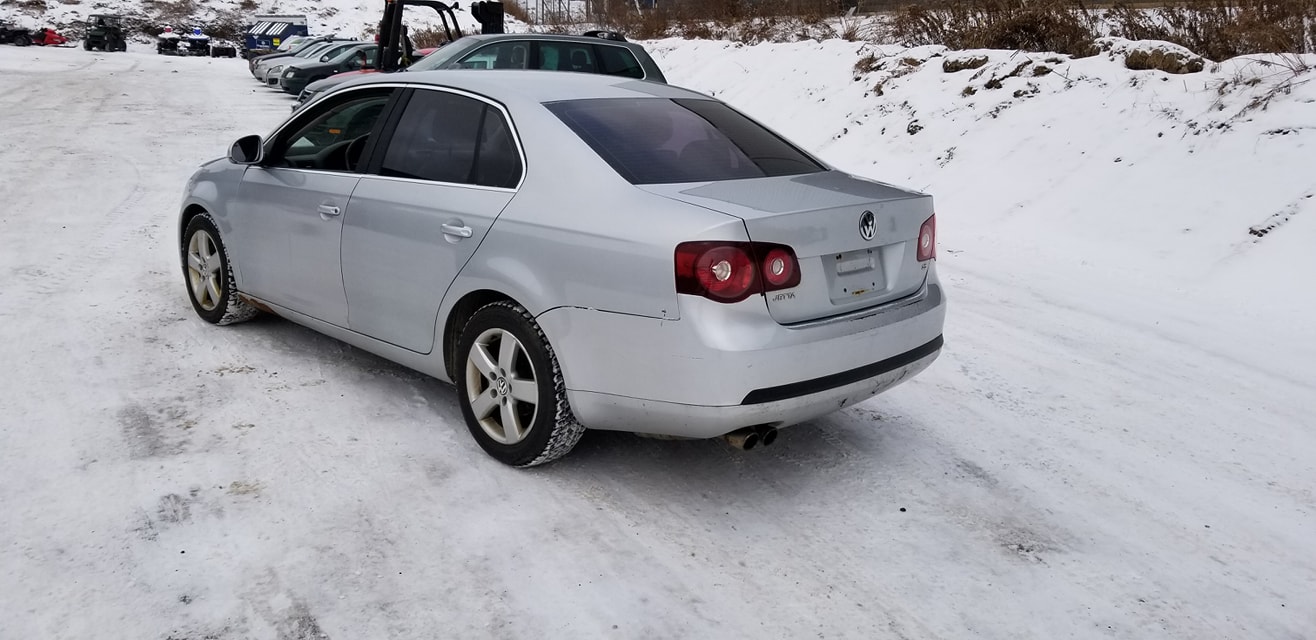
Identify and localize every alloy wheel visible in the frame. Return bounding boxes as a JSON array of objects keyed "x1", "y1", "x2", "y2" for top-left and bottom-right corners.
[
  {"x1": 186, "y1": 229, "x2": 222, "y2": 311},
  {"x1": 465, "y1": 328, "x2": 540, "y2": 445}
]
